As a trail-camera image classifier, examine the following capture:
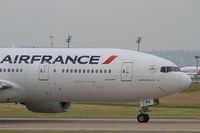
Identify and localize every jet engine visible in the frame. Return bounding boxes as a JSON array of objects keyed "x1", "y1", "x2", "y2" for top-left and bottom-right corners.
[{"x1": 24, "y1": 102, "x2": 71, "y2": 113}]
